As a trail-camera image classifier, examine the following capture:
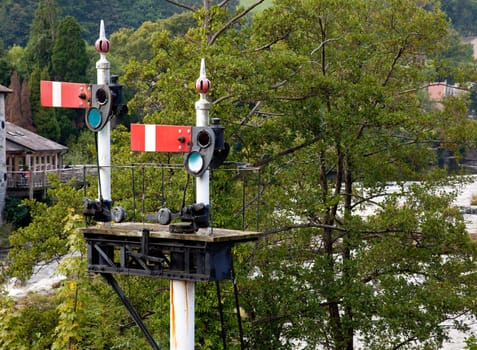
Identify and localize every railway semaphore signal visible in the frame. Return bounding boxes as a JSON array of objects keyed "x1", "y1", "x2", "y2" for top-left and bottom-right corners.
[
  {"x1": 41, "y1": 20, "x2": 261, "y2": 350},
  {"x1": 40, "y1": 20, "x2": 124, "y2": 223}
]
